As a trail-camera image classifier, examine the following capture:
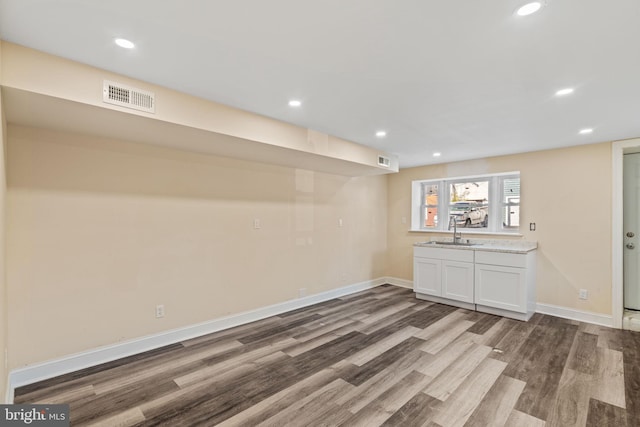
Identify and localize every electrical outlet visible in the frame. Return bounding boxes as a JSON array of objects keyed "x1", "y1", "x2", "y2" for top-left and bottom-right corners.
[
  {"x1": 298, "y1": 288, "x2": 307, "y2": 298},
  {"x1": 338, "y1": 218, "x2": 343, "y2": 227},
  {"x1": 579, "y1": 289, "x2": 588, "y2": 300},
  {"x1": 253, "y1": 218, "x2": 261, "y2": 229},
  {"x1": 529, "y1": 223, "x2": 536, "y2": 231},
  {"x1": 156, "y1": 304, "x2": 165, "y2": 318}
]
